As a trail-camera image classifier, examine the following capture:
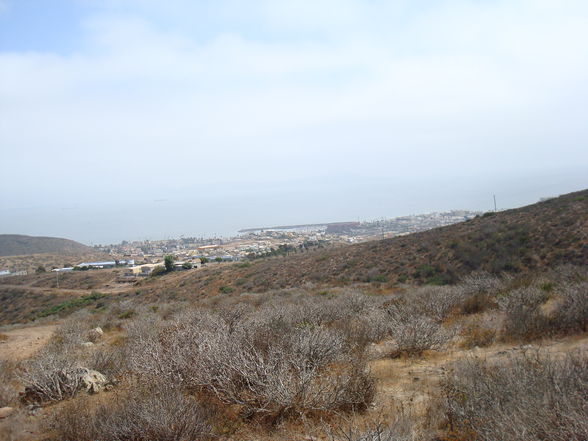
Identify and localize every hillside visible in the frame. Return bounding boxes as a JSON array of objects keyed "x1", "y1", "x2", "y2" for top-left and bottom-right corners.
[
  {"x1": 0, "y1": 189, "x2": 586, "y2": 325},
  {"x1": 0, "y1": 234, "x2": 93, "y2": 257},
  {"x1": 136, "y1": 189, "x2": 588, "y2": 297}
]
